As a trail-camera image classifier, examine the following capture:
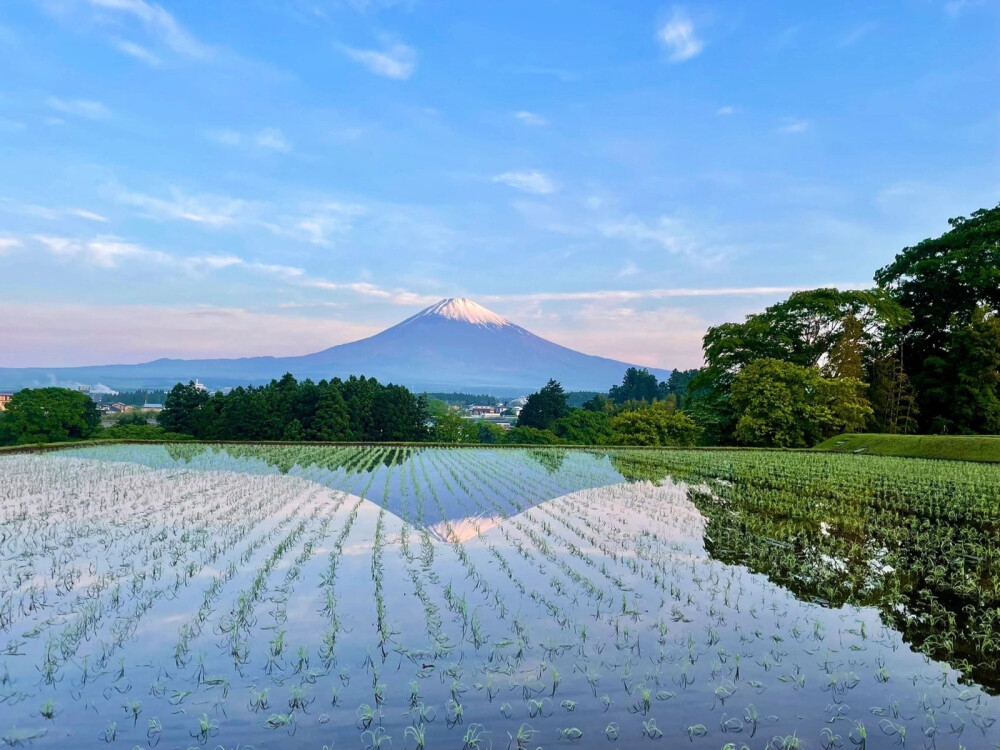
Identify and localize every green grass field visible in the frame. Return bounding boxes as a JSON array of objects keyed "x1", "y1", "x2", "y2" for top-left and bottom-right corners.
[{"x1": 814, "y1": 433, "x2": 1000, "y2": 462}]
